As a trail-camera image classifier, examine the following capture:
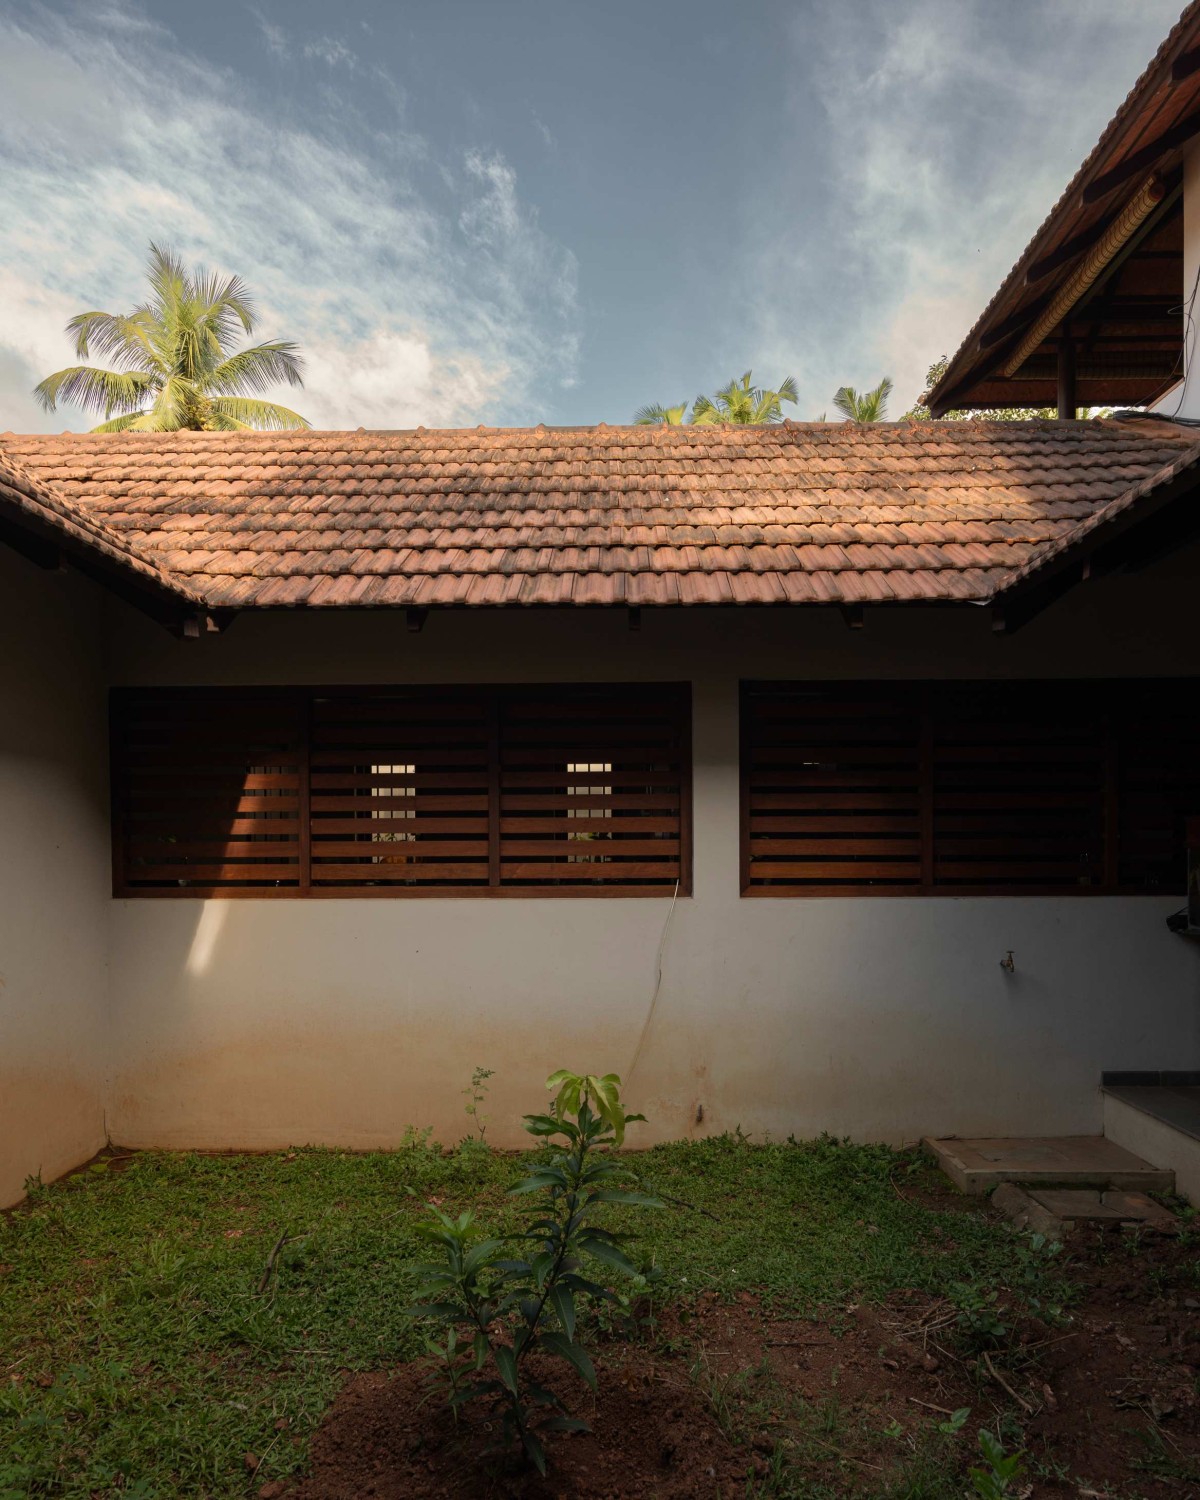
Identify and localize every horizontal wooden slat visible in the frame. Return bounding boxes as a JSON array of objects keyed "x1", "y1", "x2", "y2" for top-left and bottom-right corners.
[
  {"x1": 310, "y1": 794, "x2": 489, "y2": 813},
  {"x1": 749, "y1": 837, "x2": 919, "y2": 857},
  {"x1": 128, "y1": 840, "x2": 300, "y2": 859},
  {"x1": 742, "y1": 678, "x2": 1200, "y2": 898},
  {"x1": 311, "y1": 840, "x2": 490, "y2": 858},
  {"x1": 113, "y1": 683, "x2": 691, "y2": 897},
  {"x1": 500, "y1": 861, "x2": 678, "y2": 881},
  {"x1": 501, "y1": 838, "x2": 679, "y2": 857},
  {"x1": 126, "y1": 864, "x2": 300, "y2": 882},
  {"x1": 501, "y1": 815, "x2": 678, "y2": 834},
  {"x1": 747, "y1": 860, "x2": 920, "y2": 881},
  {"x1": 311, "y1": 862, "x2": 489, "y2": 882}
]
